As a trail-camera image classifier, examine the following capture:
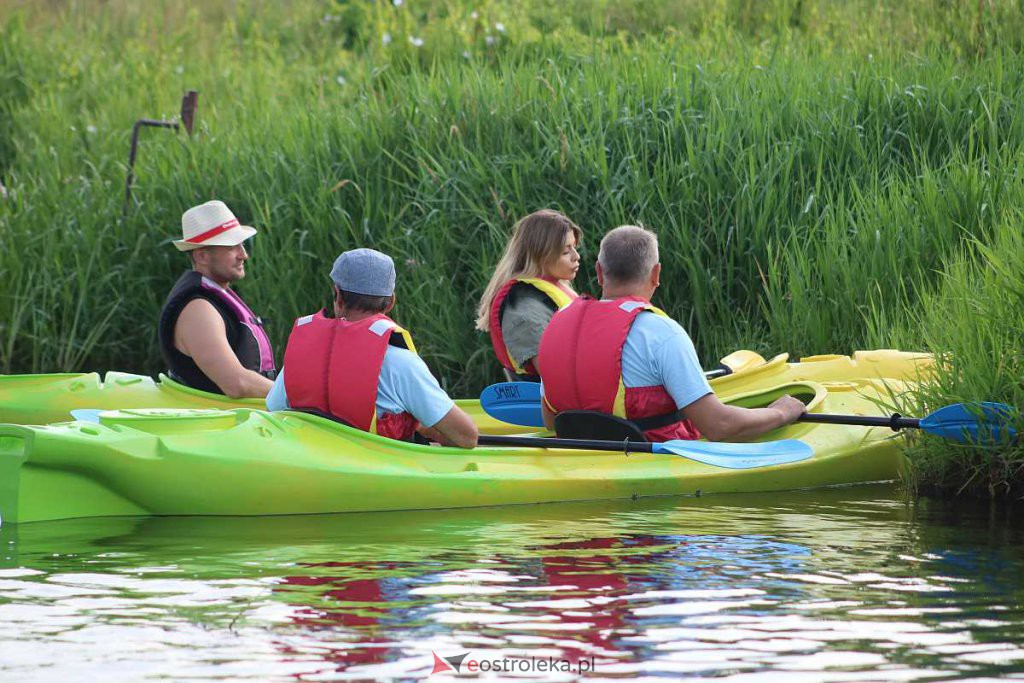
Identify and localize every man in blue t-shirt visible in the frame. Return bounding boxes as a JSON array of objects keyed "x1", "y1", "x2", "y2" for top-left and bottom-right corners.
[
  {"x1": 539, "y1": 225, "x2": 805, "y2": 441},
  {"x1": 266, "y1": 249, "x2": 478, "y2": 448}
]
